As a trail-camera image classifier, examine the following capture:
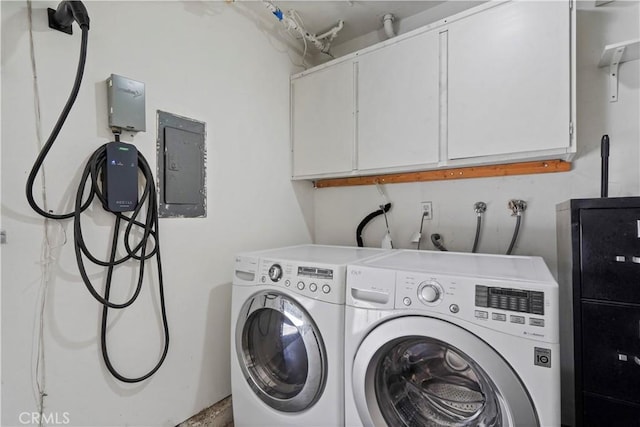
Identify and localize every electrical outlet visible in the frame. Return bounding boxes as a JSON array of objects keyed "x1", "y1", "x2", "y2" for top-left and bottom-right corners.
[{"x1": 420, "y1": 201, "x2": 433, "y2": 220}]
